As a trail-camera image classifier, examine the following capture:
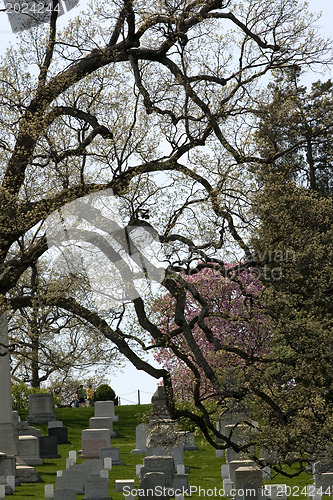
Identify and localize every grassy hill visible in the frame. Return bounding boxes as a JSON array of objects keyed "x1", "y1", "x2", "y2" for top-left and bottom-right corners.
[{"x1": 12, "y1": 404, "x2": 315, "y2": 499}]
